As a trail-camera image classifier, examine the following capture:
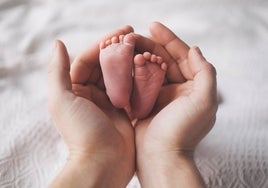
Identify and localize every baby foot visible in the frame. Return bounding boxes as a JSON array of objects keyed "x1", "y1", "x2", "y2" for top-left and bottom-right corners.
[
  {"x1": 131, "y1": 52, "x2": 167, "y2": 119},
  {"x1": 99, "y1": 33, "x2": 135, "y2": 108}
]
